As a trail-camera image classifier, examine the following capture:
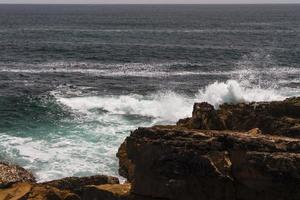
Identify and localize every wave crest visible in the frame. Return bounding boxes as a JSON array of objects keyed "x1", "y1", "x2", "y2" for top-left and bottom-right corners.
[
  {"x1": 57, "y1": 80, "x2": 290, "y2": 122},
  {"x1": 196, "y1": 80, "x2": 286, "y2": 108},
  {"x1": 57, "y1": 92, "x2": 193, "y2": 123}
]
